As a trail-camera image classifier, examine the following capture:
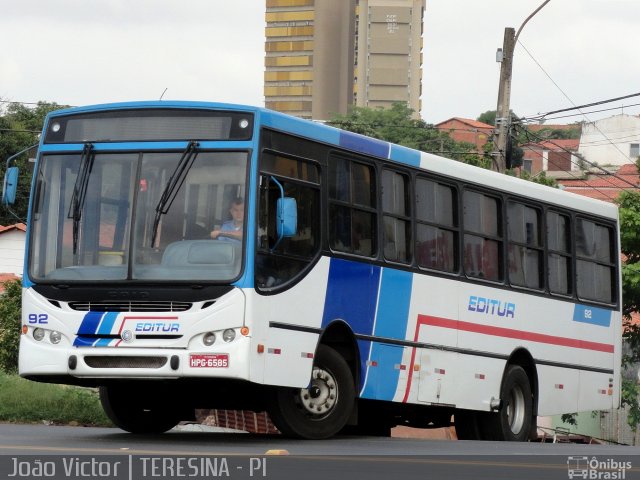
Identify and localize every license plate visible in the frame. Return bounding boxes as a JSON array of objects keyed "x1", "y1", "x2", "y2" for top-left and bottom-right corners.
[{"x1": 189, "y1": 354, "x2": 229, "y2": 368}]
